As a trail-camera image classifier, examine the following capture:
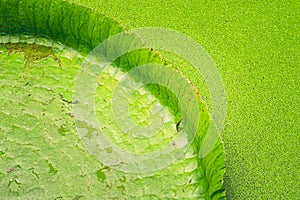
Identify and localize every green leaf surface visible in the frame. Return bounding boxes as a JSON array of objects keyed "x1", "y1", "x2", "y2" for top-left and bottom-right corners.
[{"x1": 0, "y1": 0, "x2": 225, "y2": 199}]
